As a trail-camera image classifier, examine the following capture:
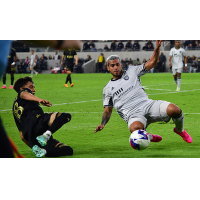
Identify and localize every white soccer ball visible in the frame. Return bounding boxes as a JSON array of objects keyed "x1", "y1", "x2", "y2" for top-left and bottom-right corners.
[{"x1": 129, "y1": 129, "x2": 150, "y2": 150}]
